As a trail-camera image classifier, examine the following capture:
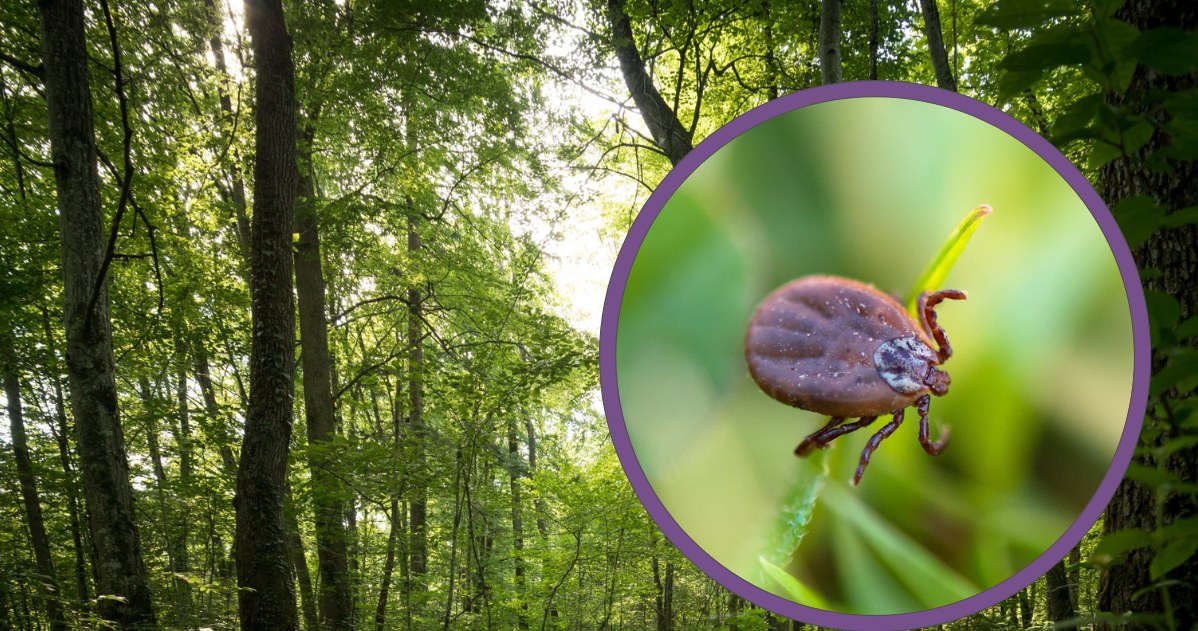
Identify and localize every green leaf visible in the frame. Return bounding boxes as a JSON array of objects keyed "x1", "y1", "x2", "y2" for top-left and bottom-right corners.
[
  {"x1": 1161, "y1": 207, "x2": 1198, "y2": 229},
  {"x1": 1144, "y1": 289, "x2": 1181, "y2": 335},
  {"x1": 1001, "y1": 40, "x2": 1090, "y2": 72},
  {"x1": 1052, "y1": 93, "x2": 1104, "y2": 144},
  {"x1": 1092, "y1": 528, "x2": 1153, "y2": 563},
  {"x1": 906, "y1": 204, "x2": 992, "y2": 317},
  {"x1": 998, "y1": 70, "x2": 1048, "y2": 102},
  {"x1": 1130, "y1": 28, "x2": 1198, "y2": 76},
  {"x1": 1175, "y1": 315, "x2": 1198, "y2": 340},
  {"x1": 1091, "y1": 0, "x2": 1126, "y2": 18},
  {"x1": 1110, "y1": 195, "x2": 1166, "y2": 249},
  {"x1": 758, "y1": 556, "x2": 831, "y2": 609},
  {"x1": 1150, "y1": 348, "x2": 1198, "y2": 397},
  {"x1": 1150, "y1": 536, "x2": 1198, "y2": 580},
  {"x1": 1121, "y1": 117, "x2": 1157, "y2": 156},
  {"x1": 1125, "y1": 463, "x2": 1174, "y2": 489},
  {"x1": 822, "y1": 484, "x2": 978, "y2": 608},
  {"x1": 975, "y1": 0, "x2": 1078, "y2": 29},
  {"x1": 1088, "y1": 138, "x2": 1125, "y2": 170},
  {"x1": 767, "y1": 458, "x2": 827, "y2": 563},
  {"x1": 1089, "y1": 18, "x2": 1142, "y2": 93}
]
